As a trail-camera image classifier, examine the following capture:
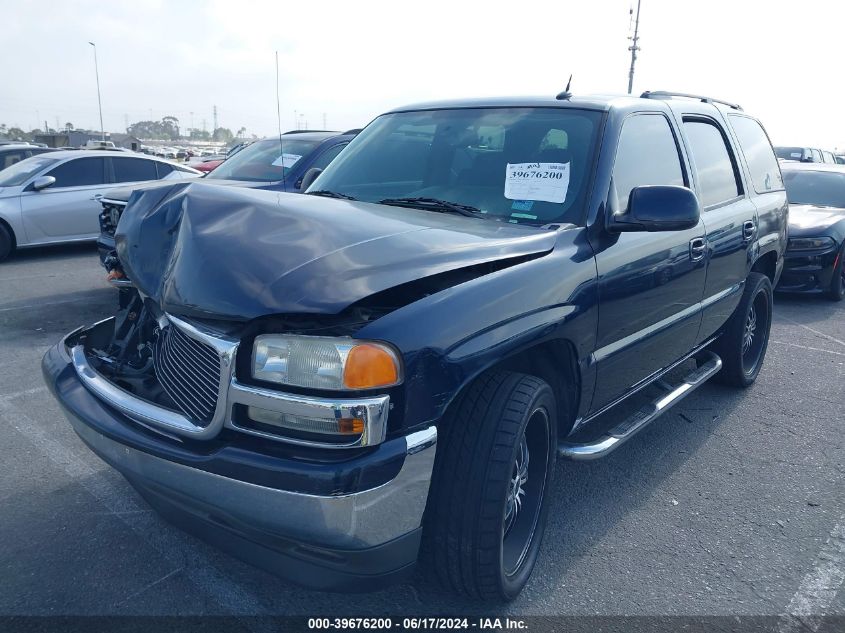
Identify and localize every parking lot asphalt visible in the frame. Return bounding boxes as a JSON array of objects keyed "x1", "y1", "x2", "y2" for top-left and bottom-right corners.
[{"x1": 0, "y1": 243, "x2": 842, "y2": 621}]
